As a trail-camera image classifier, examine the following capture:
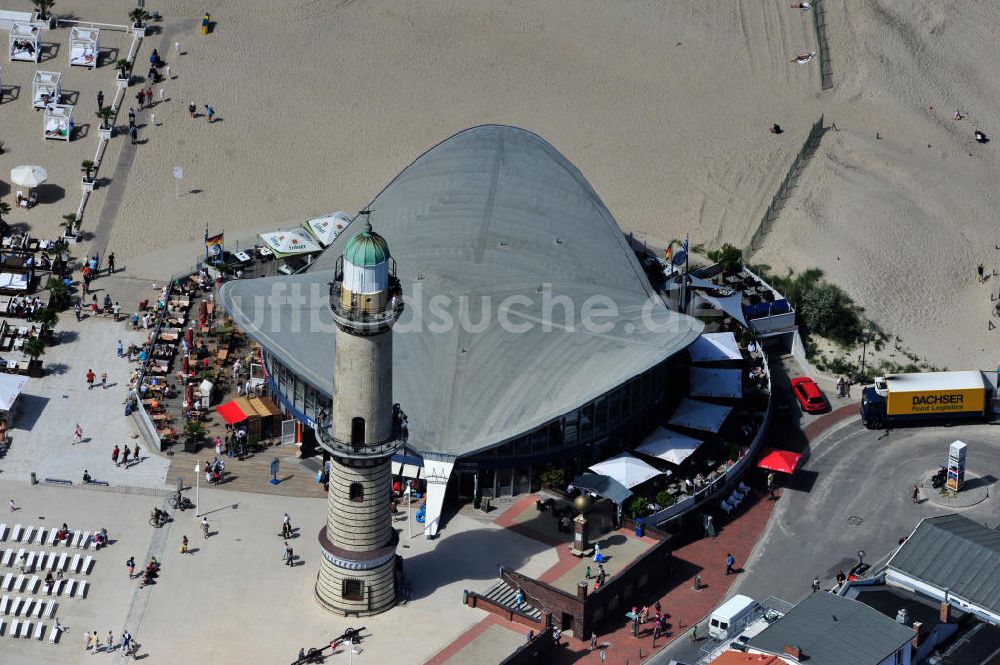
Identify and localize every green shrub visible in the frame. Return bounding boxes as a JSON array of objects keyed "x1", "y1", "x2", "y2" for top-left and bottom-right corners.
[{"x1": 707, "y1": 243, "x2": 743, "y2": 273}]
